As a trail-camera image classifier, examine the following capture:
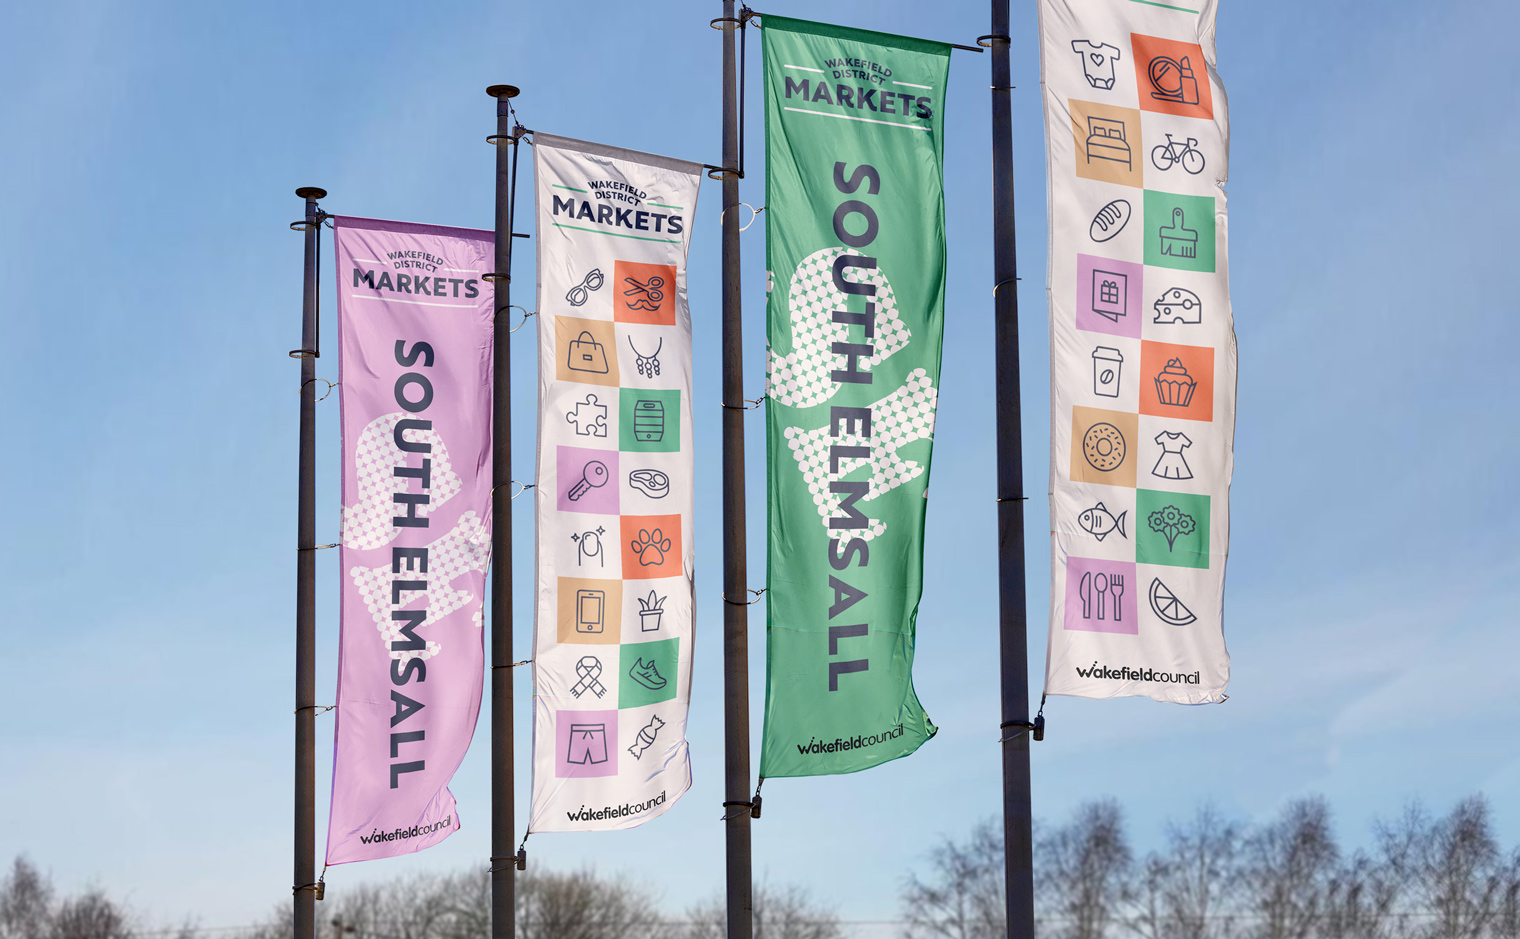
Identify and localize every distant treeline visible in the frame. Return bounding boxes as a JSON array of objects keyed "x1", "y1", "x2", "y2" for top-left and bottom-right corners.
[
  {"x1": 6, "y1": 794, "x2": 1517, "y2": 939},
  {"x1": 905, "y1": 795, "x2": 1520, "y2": 939}
]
